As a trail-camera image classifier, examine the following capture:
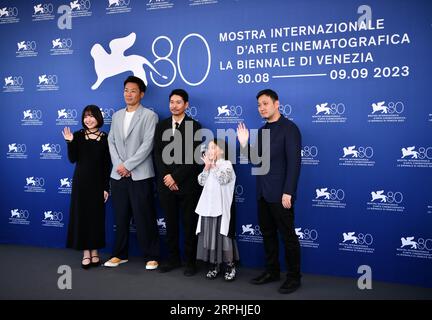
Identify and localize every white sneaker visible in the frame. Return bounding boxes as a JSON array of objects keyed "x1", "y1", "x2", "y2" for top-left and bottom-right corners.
[
  {"x1": 145, "y1": 260, "x2": 159, "y2": 270},
  {"x1": 103, "y1": 257, "x2": 128, "y2": 267}
]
